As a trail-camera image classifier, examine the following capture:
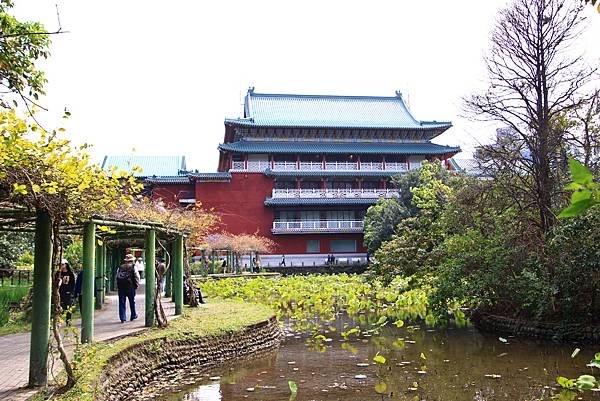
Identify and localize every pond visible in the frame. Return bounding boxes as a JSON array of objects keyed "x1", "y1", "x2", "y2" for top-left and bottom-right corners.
[{"x1": 158, "y1": 314, "x2": 599, "y2": 401}]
